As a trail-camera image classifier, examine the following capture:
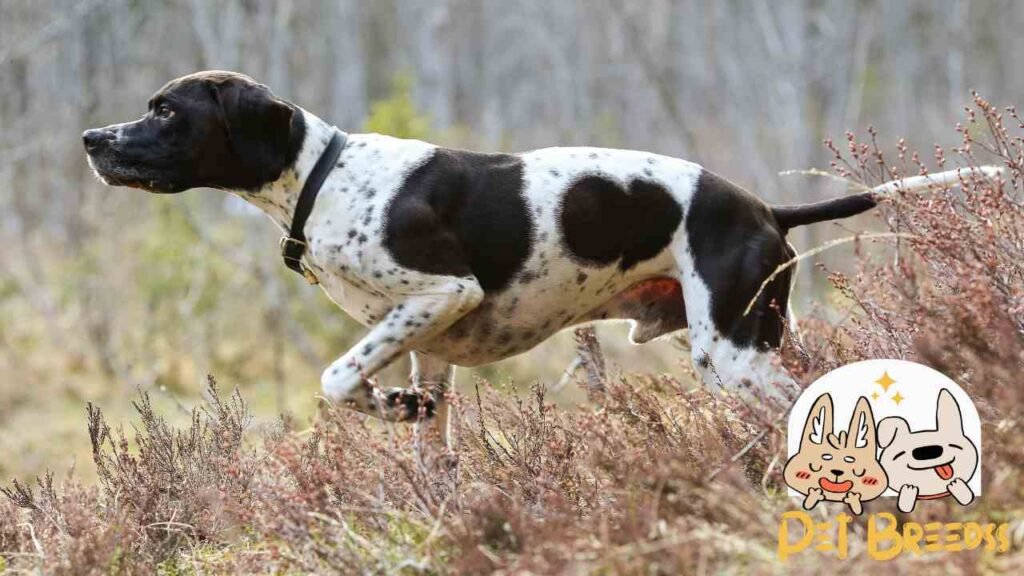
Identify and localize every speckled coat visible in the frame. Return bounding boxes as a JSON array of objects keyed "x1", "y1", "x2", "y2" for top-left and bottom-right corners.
[{"x1": 84, "y1": 71, "x2": 883, "y2": 438}]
